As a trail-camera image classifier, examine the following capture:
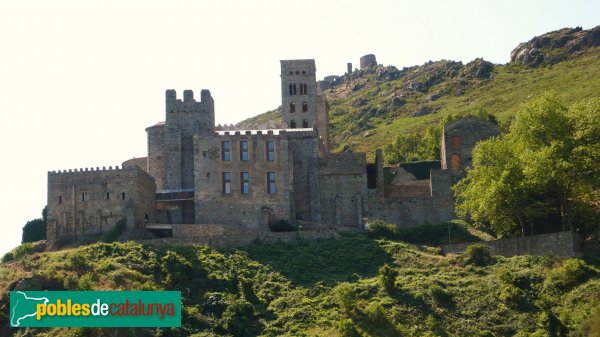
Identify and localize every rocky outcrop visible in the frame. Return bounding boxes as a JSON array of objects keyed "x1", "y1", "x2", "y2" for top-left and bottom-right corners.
[{"x1": 511, "y1": 26, "x2": 600, "y2": 67}]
